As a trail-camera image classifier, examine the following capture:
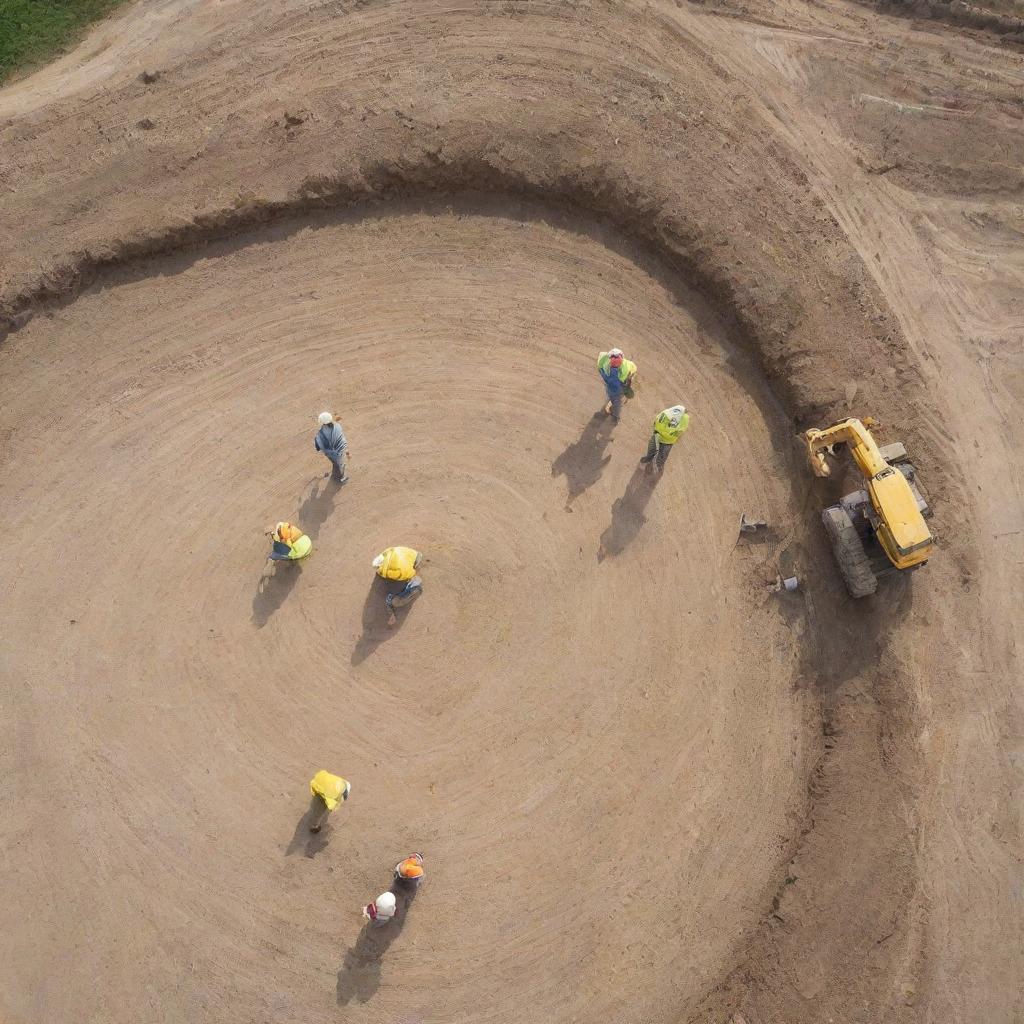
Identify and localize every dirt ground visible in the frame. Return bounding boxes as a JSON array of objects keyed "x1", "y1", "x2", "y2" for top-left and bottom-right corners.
[{"x1": 0, "y1": 3, "x2": 1021, "y2": 1024}]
